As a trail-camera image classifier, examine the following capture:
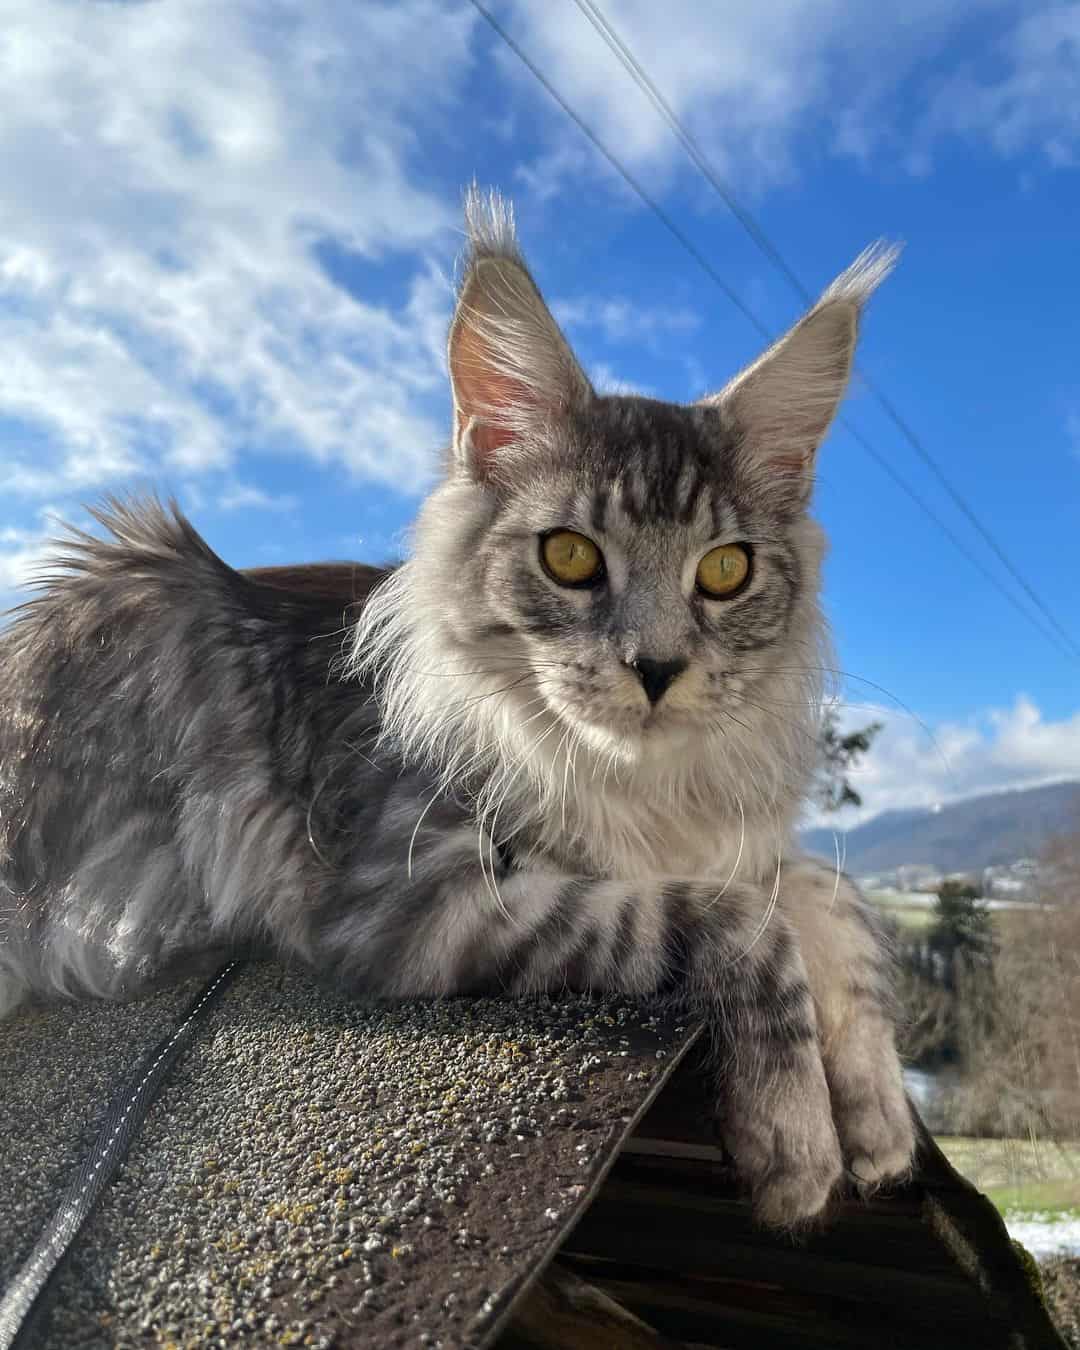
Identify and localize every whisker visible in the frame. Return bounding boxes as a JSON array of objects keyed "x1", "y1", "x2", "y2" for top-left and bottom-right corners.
[
  {"x1": 706, "y1": 792, "x2": 745, "y2": 909},
  {"x1": 737, "y1": 663, "x2": 947, "y2": 772},
  {"x1": 731, "y1": 813, "x2": 784, "y2": 964},
  {"x1": 481, "y1": 717, "x2": 562, "y2": 921},
  {"x1": 558, "y1": 724, "x2": 574, "y2": 836},
  {"x1": 407, "y1": 787, "x2": 443, "y2": 881},
  {"x1": 828, "y1": 829, "x2": 847, "y2": 911}
]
